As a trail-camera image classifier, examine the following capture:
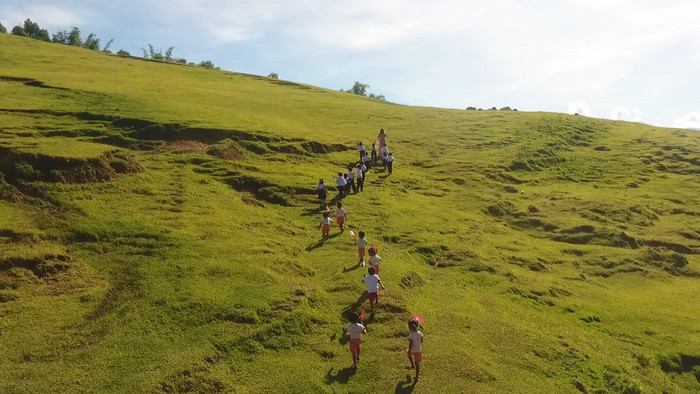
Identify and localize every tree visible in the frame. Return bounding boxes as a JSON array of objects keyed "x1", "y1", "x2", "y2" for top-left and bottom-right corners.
[
  {"x1": 117, "y1": 49, "x2": 131, "y2": 56},
  {"x1": 82, "y1": 33, "x2": 100, "y2": 50},
  {"x1": 11, "y1": 25, "x2": 27, "y2": 36},
  {"x1": 350, "y1": 81, "x2": 369, "y2": 96},
  {"x1": 175, "y1": 58, "x2": 187, "y2": 64},
  {"x1": 164, "y1": 47, "x2": 174, "y2": 61},
  {"x1": 0, "y1": 22, "x2": 6, "y2": 34},
  {"x1": 52, "y1": 29, "x2": 70, "y2": 44},
  {"x1": 21, "y1": 19, "x2": 50, "y2": 41},
  {"x1": 466, "y1": 106, "x2": 477, "y2": 110},
  {"x1": 368, "y1": 93, "x2": 386, "y2": 101},
  {"x1": 198, "y1": 60, "x2": 215, "y2": 69},
  {"x1": 499, "y1": 106, "x2": 512, "y2": 111},
  {"x1": 268, "y1": 72, "x2": 279, "y2": 79},
  {"x1": 102, "y1": 38, "x2": 114, "y2": 52},
  {"x1": 68, "y1": 27, "x2": 82, "y2": 46}
]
